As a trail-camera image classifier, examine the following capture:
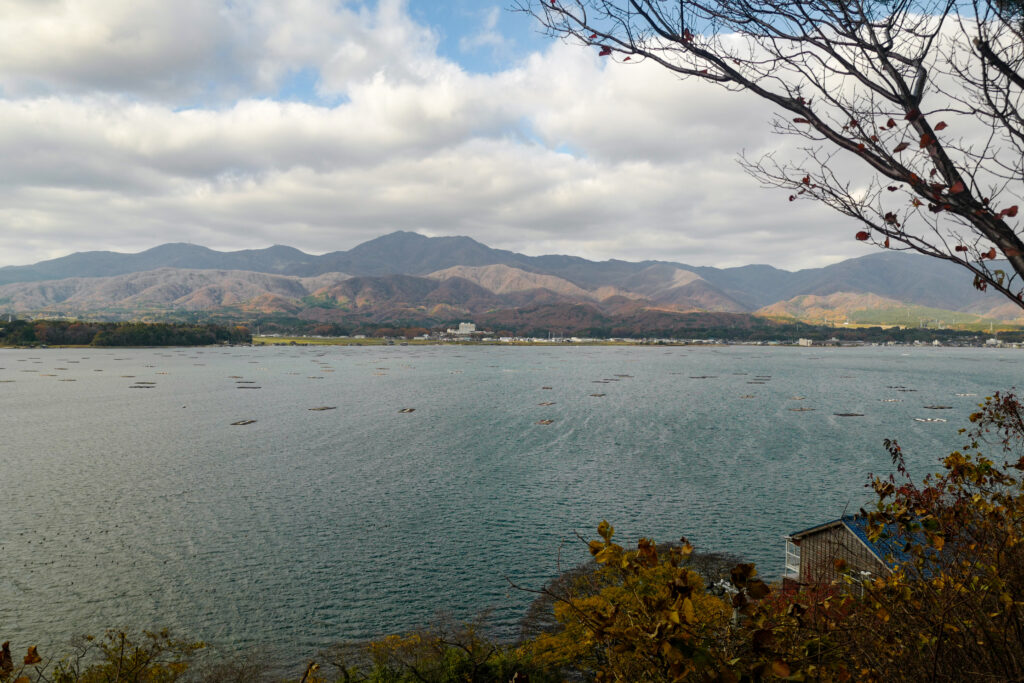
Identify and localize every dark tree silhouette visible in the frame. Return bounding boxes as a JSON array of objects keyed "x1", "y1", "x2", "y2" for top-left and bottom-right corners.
[{"x1": 516, "y1": 0, "x2": 1024, "y2": 307}]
